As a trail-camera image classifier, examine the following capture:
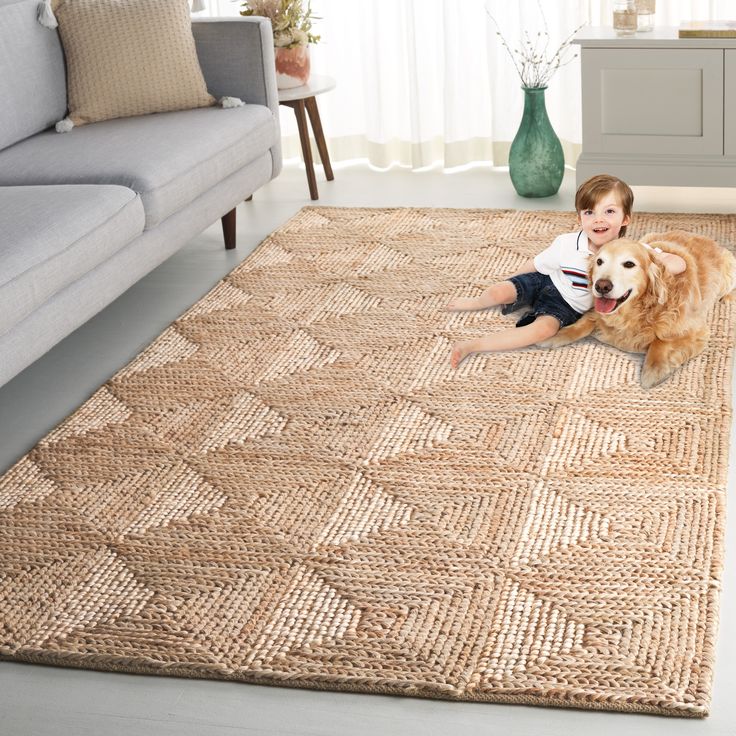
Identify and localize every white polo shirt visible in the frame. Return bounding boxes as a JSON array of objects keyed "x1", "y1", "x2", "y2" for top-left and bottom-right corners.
[{"x1": 533, "y1": 231, "x2": 593, "y2": 313}]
